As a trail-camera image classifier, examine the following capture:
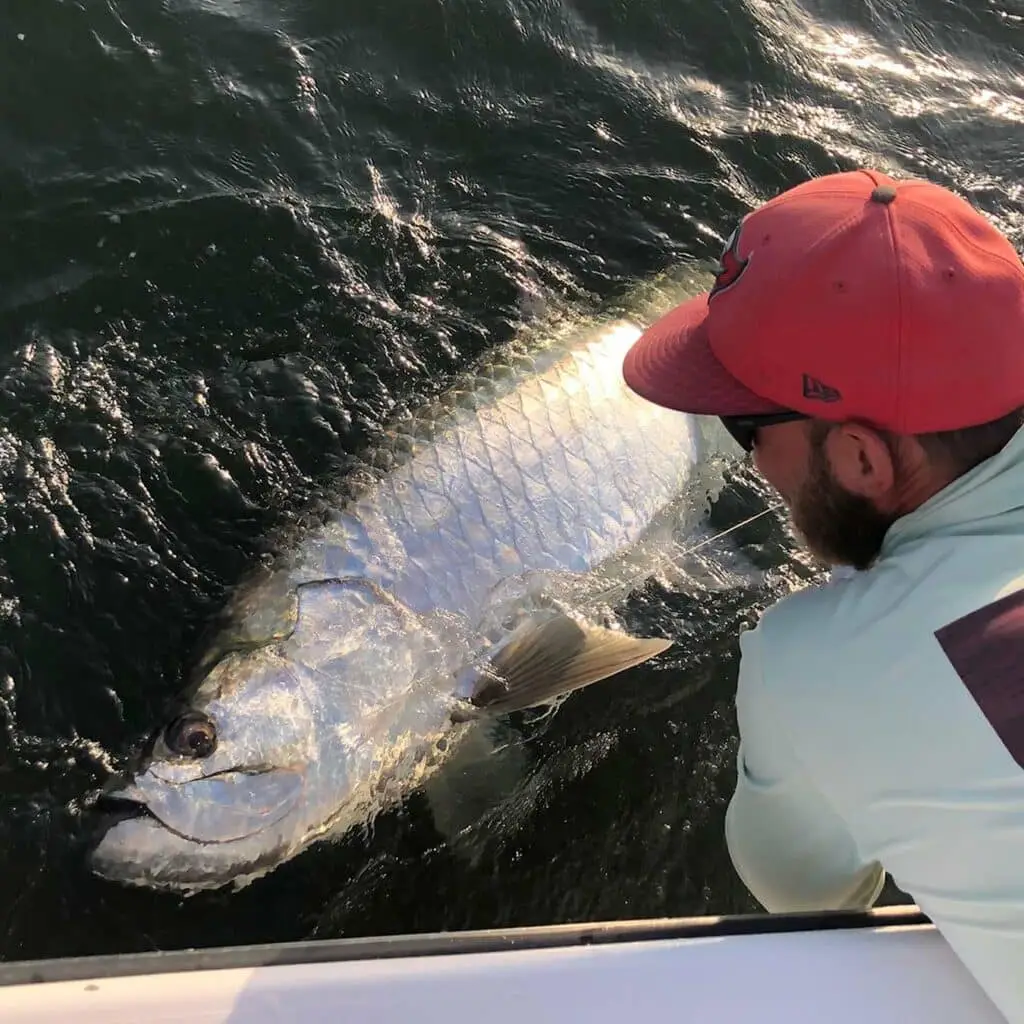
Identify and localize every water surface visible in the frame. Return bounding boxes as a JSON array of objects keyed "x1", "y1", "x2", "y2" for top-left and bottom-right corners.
[{"x1": 1, "y1": 0, "x2": 1022, "y2": 959}]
